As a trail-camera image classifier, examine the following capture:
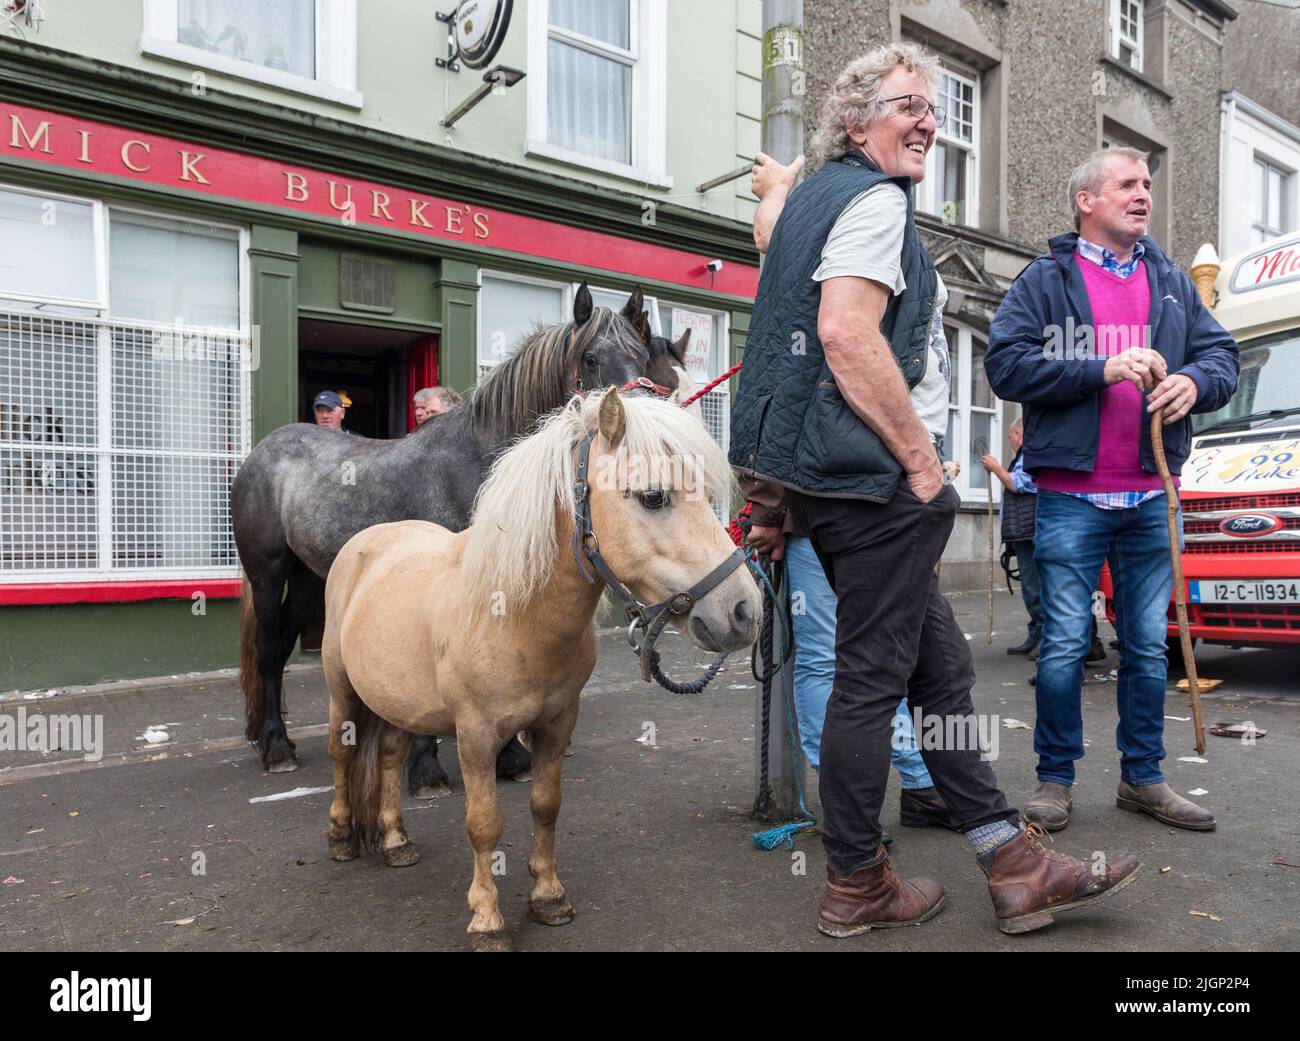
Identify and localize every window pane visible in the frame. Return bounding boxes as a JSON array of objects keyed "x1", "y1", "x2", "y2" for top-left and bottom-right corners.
[
  {"x1": 934, "y1": 141, "x2": 969, "y2": 224},
  {"x1": 944, "y1": 324, "x2": 960, "y2": 404},
  {"x1": 178, "y1": 0, "x2": 315, "y2": 78},
  {"x1": 968, "y1": 411, "x2": 992, "y2": 491},
  {"x1": 971, "y1": 341, "x2": 994, "y2": 409},
  {"x1": 0, "y1": 188, "x2": 98, "y2": 304},
  {"x1": 479, "y1": 275, "x2": 564, "y2": 368},
  {"x1": 110, "y1": 212, "x2": 240, "y2": 327},
  {"x1": 548, "y1": 39, "x2": 632, "y2": 164},
  {"x1": 550, "y1": 0, "x2": 630, "y2": 49},
  {"x1": 0, "y1": 313, "x2": 100, "y2": 573},
  {"x1": 1267, "y1": 168, "x2": 1283, "y2": 231}
]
